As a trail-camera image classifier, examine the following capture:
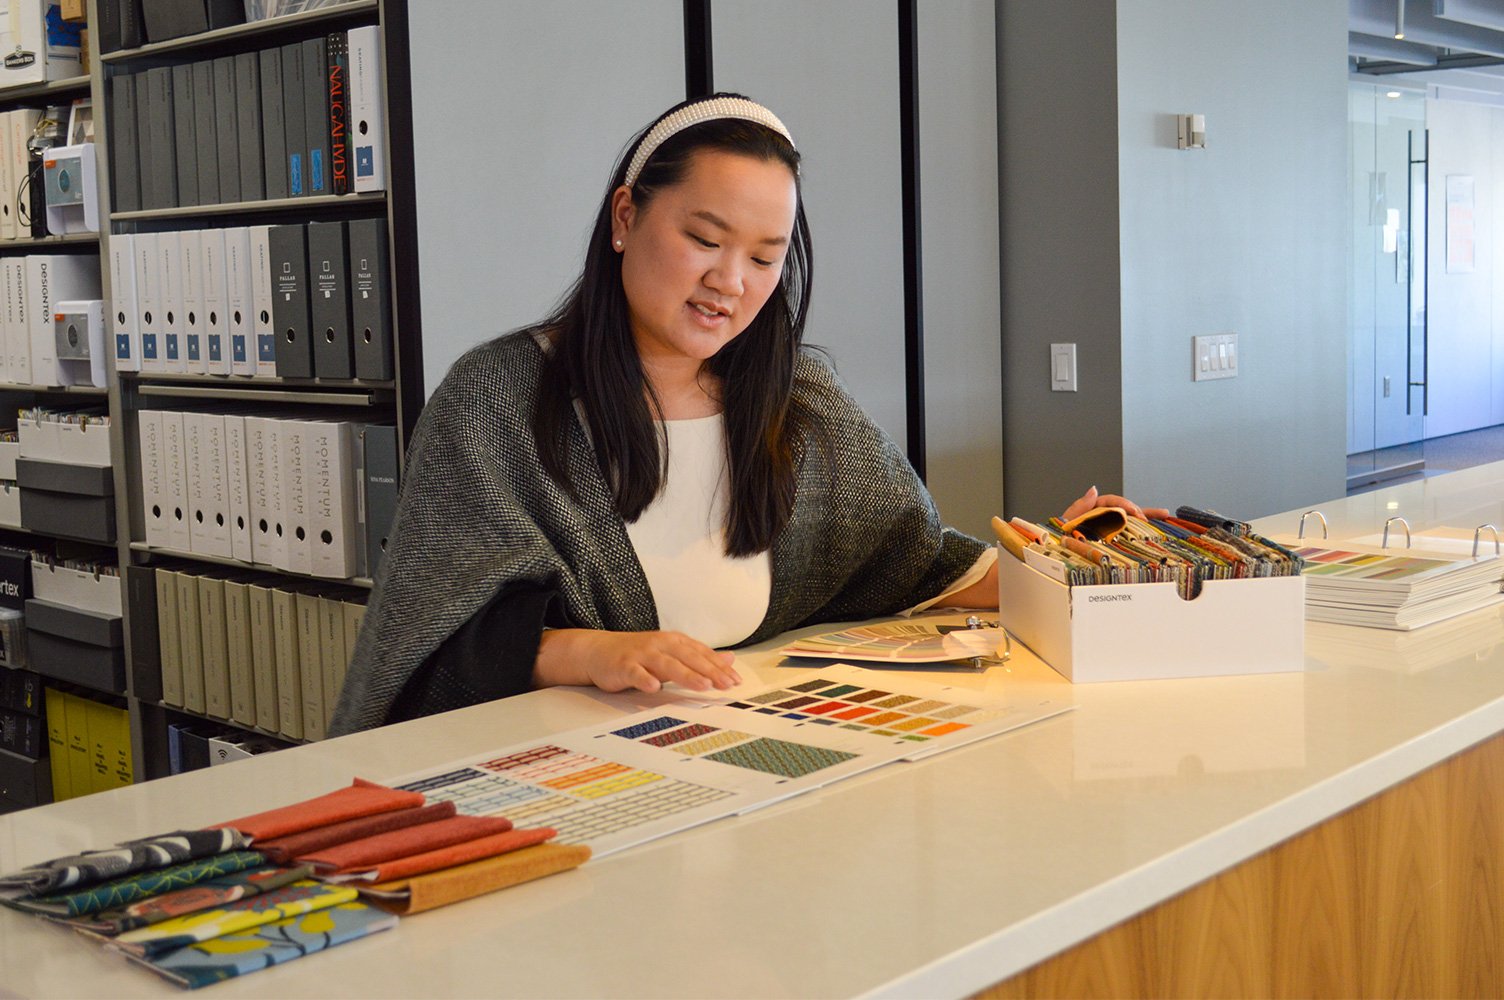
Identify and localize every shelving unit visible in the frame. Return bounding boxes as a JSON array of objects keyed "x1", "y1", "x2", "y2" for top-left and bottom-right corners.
[{"x1": 0, "y1": 0, "x2": 419, "y2": 807}]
